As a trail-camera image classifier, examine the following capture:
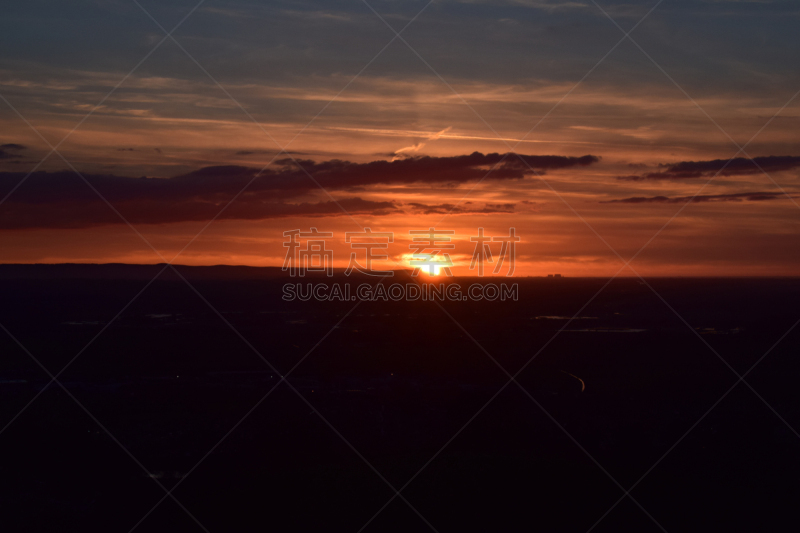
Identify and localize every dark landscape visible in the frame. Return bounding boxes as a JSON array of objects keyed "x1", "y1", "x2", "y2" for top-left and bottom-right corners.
[
  {"x1": 2, "y1": 264, "x2": 799, "y2": 532},
  {"x1": 3, "y1": 1, "x2": 800, "y2": 531}
]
